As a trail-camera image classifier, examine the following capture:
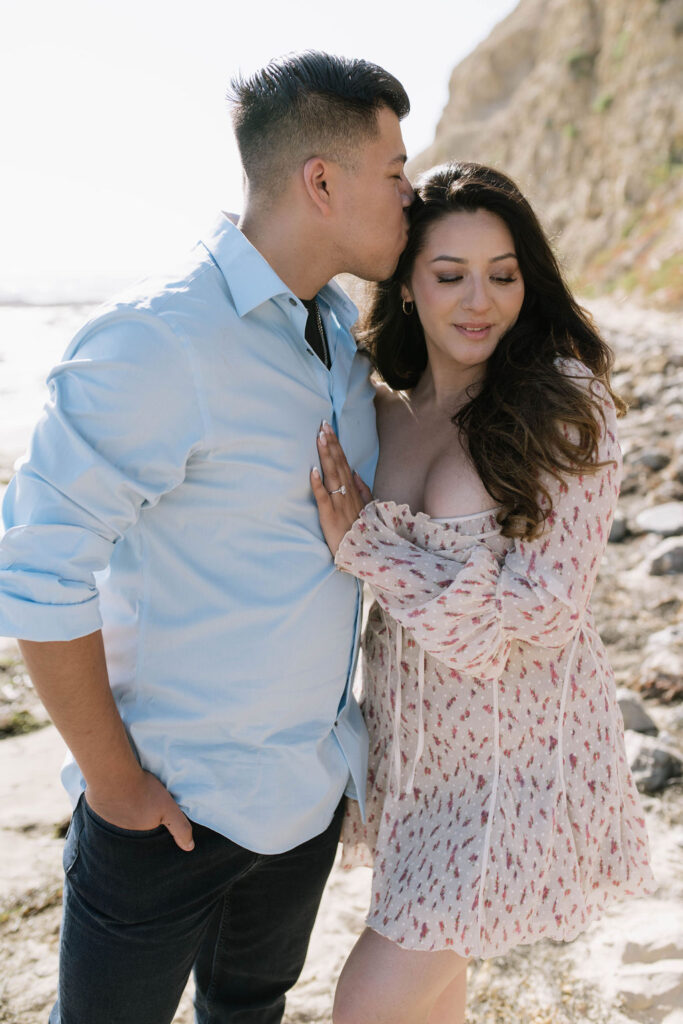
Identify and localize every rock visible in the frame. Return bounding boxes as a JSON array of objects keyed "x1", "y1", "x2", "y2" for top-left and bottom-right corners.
[
  {"x1": 599, "y1": 622, "x2": 623, "y2": 645},
  {"x1": 609, "y1": 510, "x2": 628, "y2": 543},
  {"x1": 617, "y1": 689, "x2": 658, "y2": 735},
  {"x1": 615, "y1": 961, "x2": 683, "y2": 1016},
  {"x1": 576, "y1": 894, "x2": 683, "y2": 1024},
  {"x1": 647, "y1": 537, "x2": 683, "y2": 576},
  {"x1": 635, "y1": 502, "x2": 683, "y2": 537},
  {"x1": 647, "y1": 596, "x2": 682, "y2": 617},
  {"x1": 632, "y1": 449, "x2": 671, "y2": 472},
  {"x1": 630, "y1": 383, "x2": 657, "y2": 409},
  {"x1": 655, "y1": 483, "x2": 683, "y2": 507},
  {"x1": 636, "y1": 630, "x2": 683, "y2": 703},
  {"x1": 411, "y1": 0, "x2": 682, "y2": 308},
  {"x1": 622, "y1": 921, "x2": 683, "y2": 965},
  {"x1": 619, "y1": 468, "x2": 642, "y2": 495},
  {"x1": 624, "y1": 732, "x2": 683, "y2": 794},
  {"x1": 654, "y1": 480, "x2": 683, "y2": 504},
  {"x1": 648, "y1": 625, "x2": 683, "y2": 650}
]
